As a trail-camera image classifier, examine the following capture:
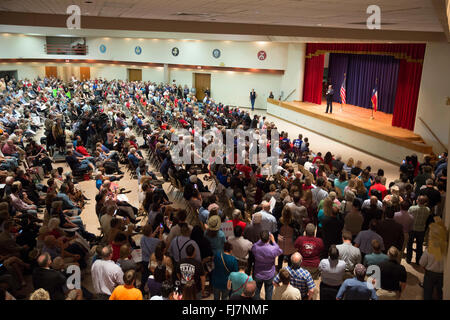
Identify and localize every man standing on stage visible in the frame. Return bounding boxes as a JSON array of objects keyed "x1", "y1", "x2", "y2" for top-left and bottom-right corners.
[{"x1": 325, "y1": 85, "x2": 334, "y2": 114}]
